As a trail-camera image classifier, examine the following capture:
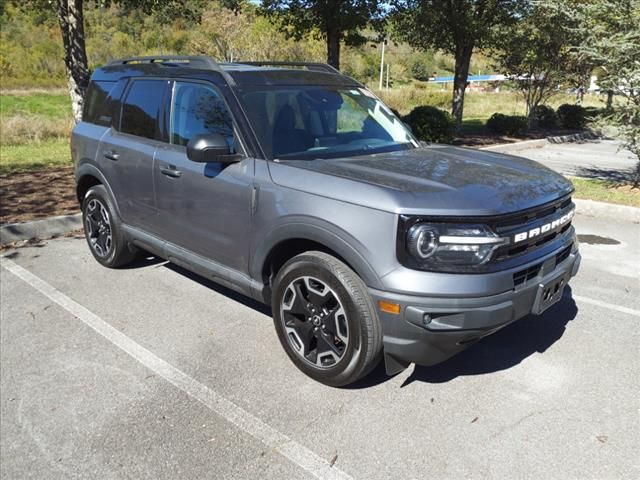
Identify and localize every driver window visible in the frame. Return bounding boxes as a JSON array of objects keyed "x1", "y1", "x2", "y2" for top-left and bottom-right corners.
[{"x1": 170, "y1": 82, "x2": 235, "y2": 151}]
